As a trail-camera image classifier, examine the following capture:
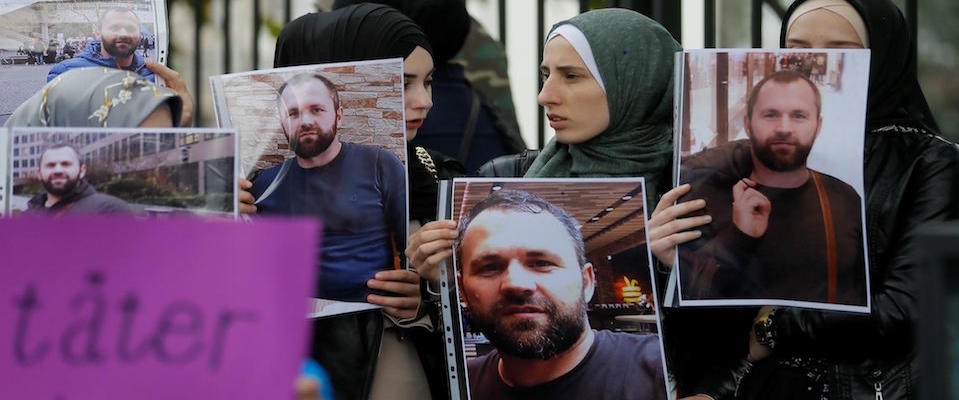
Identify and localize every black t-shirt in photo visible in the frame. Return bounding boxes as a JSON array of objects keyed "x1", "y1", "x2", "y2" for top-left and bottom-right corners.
[{"x1": 467, "y1": 330, "x2": 667, "y2": 400}]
